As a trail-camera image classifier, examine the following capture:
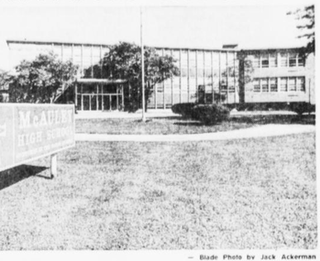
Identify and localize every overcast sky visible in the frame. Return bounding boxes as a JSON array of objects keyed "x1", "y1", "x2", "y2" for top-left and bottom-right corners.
[
  {"x1": 0, "y1": 0, "x2": 314, "y2": 47},
  {"x1": 0, "y1": 0, "x2": 315, "y2": 70}
]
